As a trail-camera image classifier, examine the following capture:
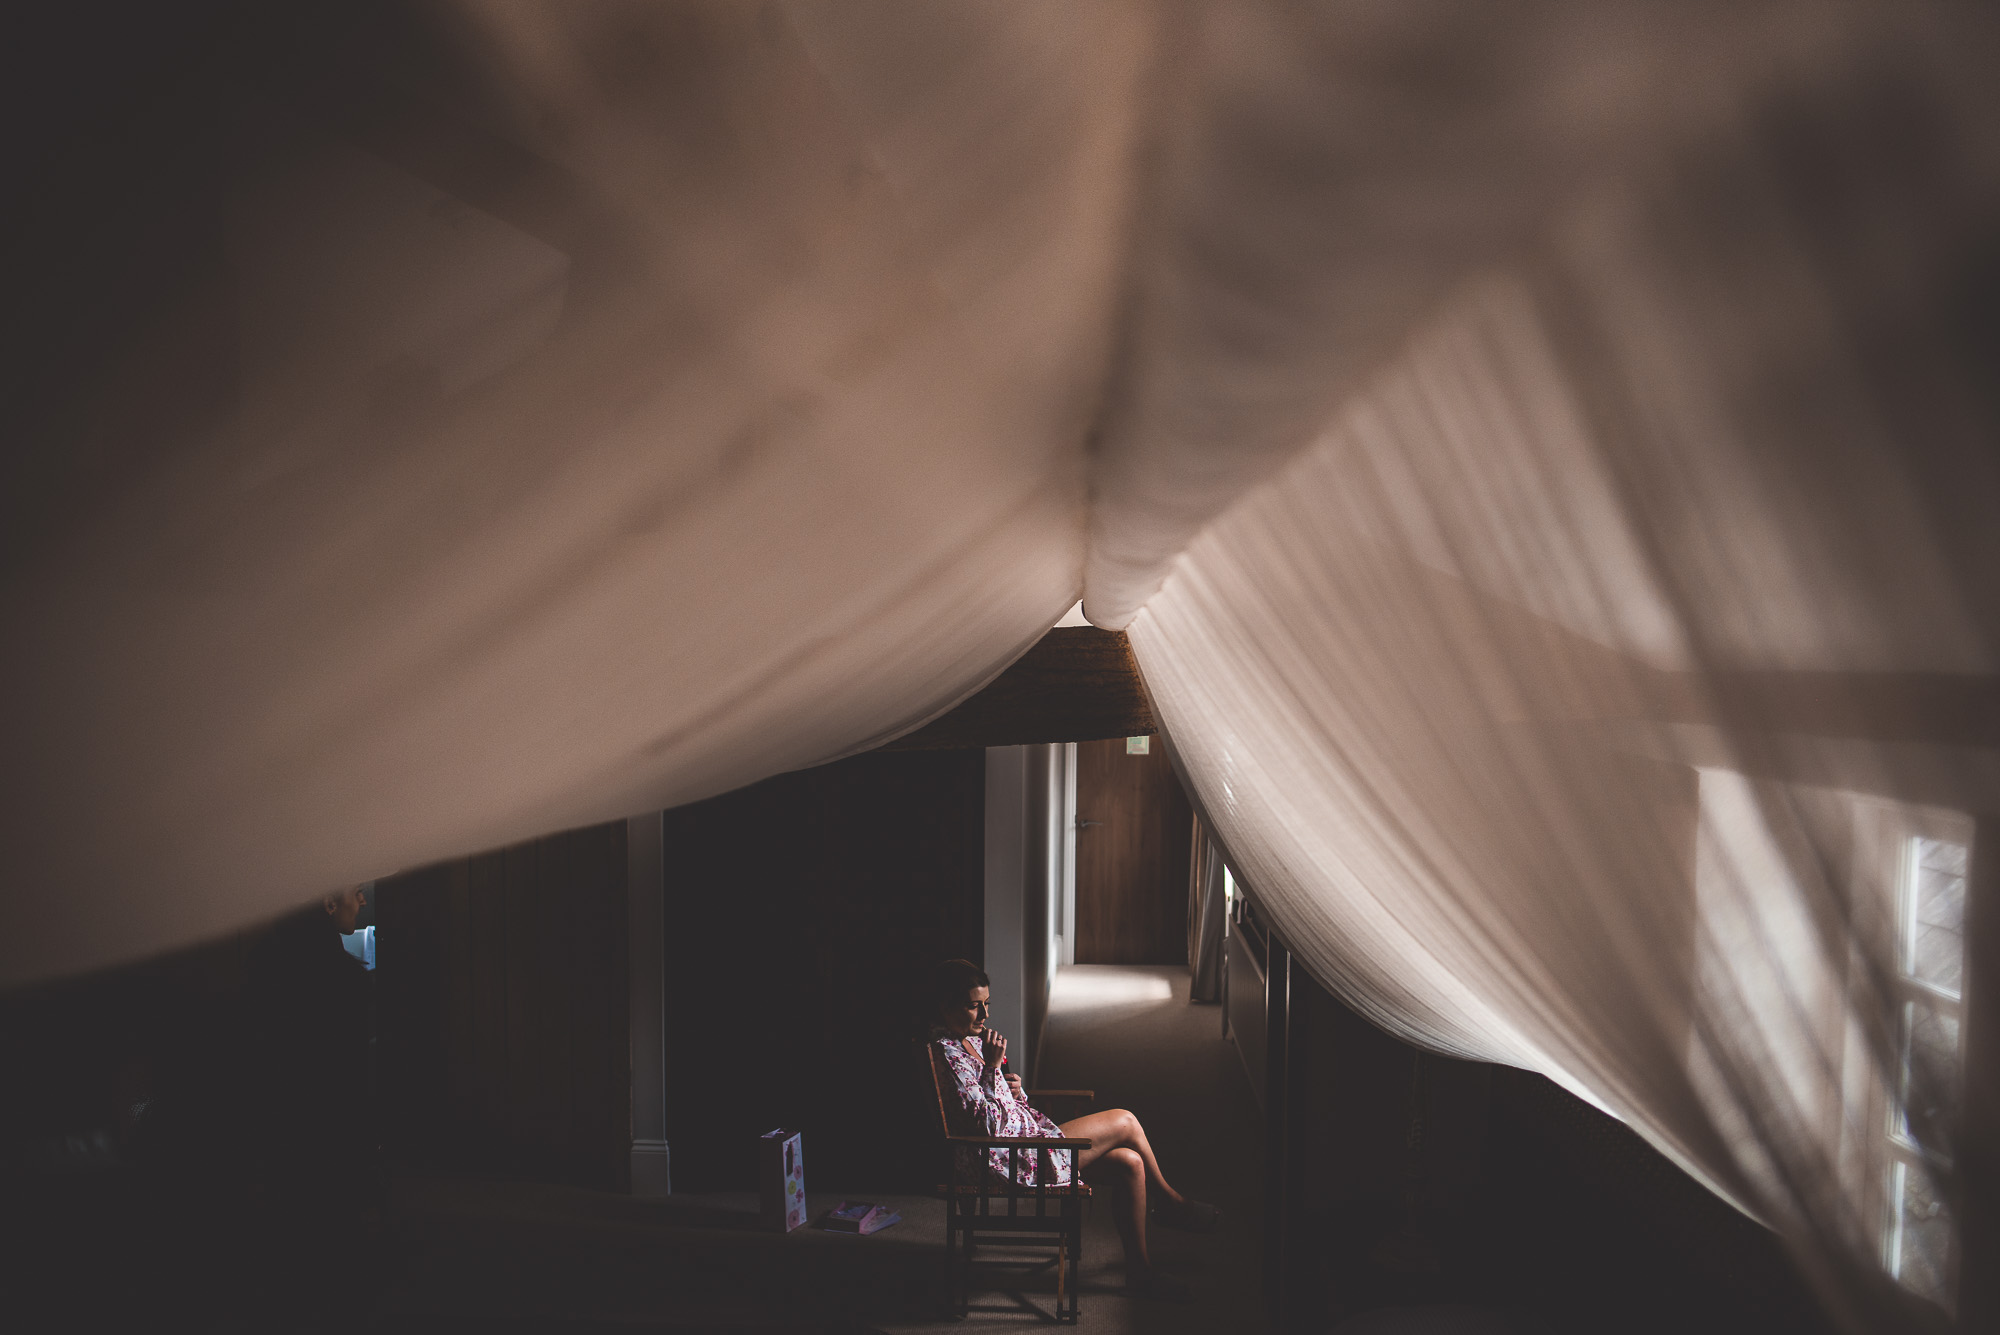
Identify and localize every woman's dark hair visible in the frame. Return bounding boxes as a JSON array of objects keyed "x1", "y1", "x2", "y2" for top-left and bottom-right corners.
[{"x1": 929, "y1": 958, "x2": 990, "y2": 1017}]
